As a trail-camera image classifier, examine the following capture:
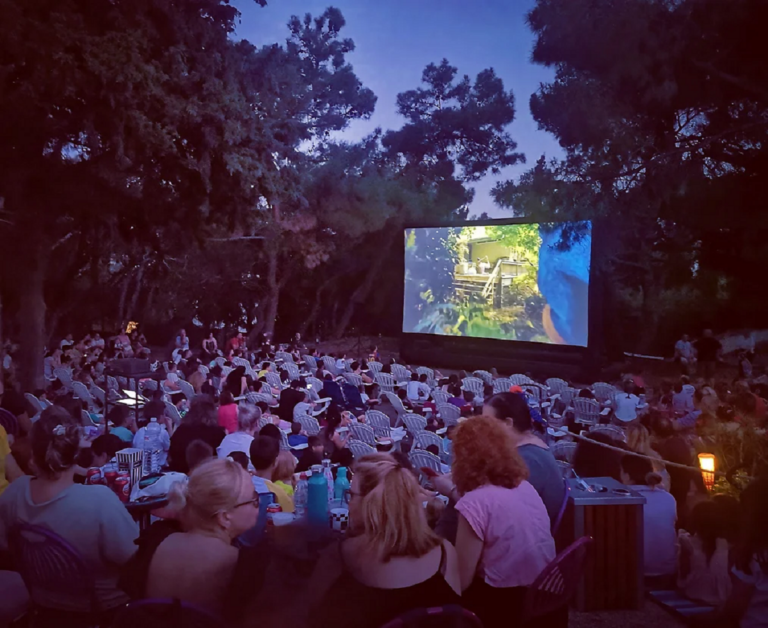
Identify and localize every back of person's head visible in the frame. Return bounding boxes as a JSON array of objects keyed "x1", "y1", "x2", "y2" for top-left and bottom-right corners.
[
  {"x1": 91, "y1": 434, "x2": 124, "y2": 460},
  {"x1": 651, "y1": 414, "x2": 675, "y2": 439},
  {"x1": 273, "y1": 450, "x2": 296, "y2": 483},
  {"x1": 220, "y1": 391, "x2": 235, "y2": 406},
  {"x1": 226, "y1": 451, "x2": 250, "y2": 471},
  {"x1": 578, "y1": 388, "x2": 595, "y2": 399},
  {"x1": 291, "y1": 379, "x2": 303, "y2": 388},
  {"x1": 448, "y1": 384, "x2": 462, "y2": 397},
  {"x1": 237, "y1": 403, "x2": 261, "y2": 433},
  {"x1": 31, "y1": 407, "x2": 81, "y2": 479},
  {"x1": 419, "y1": 373, "x2": 428, "y2": 383},
  {"x1": 351, "y1": 453, "x2": 440, "y2": 561},
  {"x1": 107, "y1": 405, "x2": 129, "y2": 427},
  {"x1": 411, "y1": 373, "x2": 418, "y2": 381},
  {"x1": 350, "y1": 361, "x2": 359, "y2": 371},
  {"x1": 184, "y1": 395, "x2": 218, "y2": 427},
  {"x1": 167, "y1": 458, "x2": 251, "y2": 532},
  {"x1": 681, "y1": 375, "x2": 691, "y2": 385},
  {"x1": 452, "y1": 415, "x2": 528, "y2": 494},
  {"x1": 259, "y1": 423, "x2": 282, "y2": 442},
  {"x1": 447, "y1": 374, "x2": 458, "y2": 385},
  {"x1": 291, "y1": 422, "x2": 301, "y2": 435},
  {"x1": 186, "y1": 439, "x2": 214, "y2": 471},
  {"x1": 626, "y1": 423, "x2": 652, "y2": 454},
  {"x1": 55, "y1": 394, "x2": 83, "y2": 422},
  {"x1": 483, "y1": 392, "x2": 532, "y2": 433},
  {"x1": 620, "y1": 452, "x2": 661, "y2": 487},
  {"x1": 425, "y1": 444, "x2": 440, "y2": 457},
  {"x1": 396, "y1": 388, "x2": 407, "y2": 400},
  {"x1": 463, "y1": 390, "x2": 475, "y2": 403},
  {"x1": 688, "y1": 500, "x2": 727, "y2": 563},
  {"x1": 573, "y1": 432, "x2": 625, "y2": 481},
  {"x1": 250, "y1": 435, "x2": 279, "y2": 472},
  {"x1": 307, "y1": 435, "x2": 322, "y2": 451},
  {"x1": 623, "y1": 380, "x2": 634, "y2": 395}
]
